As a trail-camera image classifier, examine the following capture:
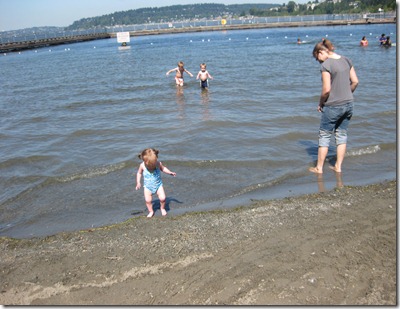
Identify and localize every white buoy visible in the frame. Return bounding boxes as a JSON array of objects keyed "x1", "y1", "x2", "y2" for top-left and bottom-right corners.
[
  {"x1": 285, "y1": 36, "x2": 287, "y2": 39},
  {"x1": 208, "y1": 39, "x2": 210, "y2": 42},
  {"x1": 190, "y1": 40, "x2": 192, "y2": 42},
  {"x1": 350, "y1": 33, "x2": 352, "y2": 36},
  {"x1": 246, "y1": 37, "x2": 249, "y2": 40},
  {"x1": 266, "y1": 36, "x2": 269, "y2": 39},
  {"x1": 306, "y1": 35, "x2": 309, "y2": 37}
]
